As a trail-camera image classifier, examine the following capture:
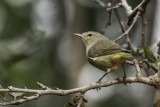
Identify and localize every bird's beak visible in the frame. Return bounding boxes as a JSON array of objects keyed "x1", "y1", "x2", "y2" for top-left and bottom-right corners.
[{"x1": 74, "y1": 33, "x2": 83, "y2": 38}]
